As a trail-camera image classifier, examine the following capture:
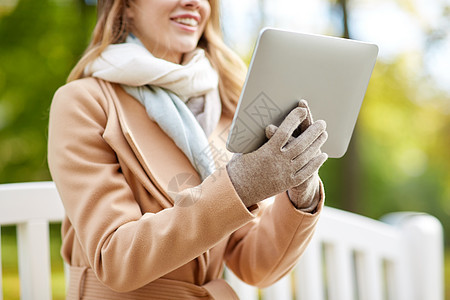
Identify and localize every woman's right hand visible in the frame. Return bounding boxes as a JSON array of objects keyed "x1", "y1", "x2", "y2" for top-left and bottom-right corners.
[{"x1": 226, "y1": 106, "x2": 328, "y2": 208}]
